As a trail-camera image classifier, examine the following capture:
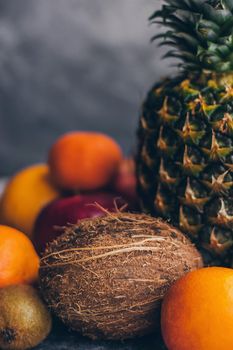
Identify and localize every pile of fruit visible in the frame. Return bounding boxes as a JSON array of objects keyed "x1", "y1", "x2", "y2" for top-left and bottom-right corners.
[
  {"x1": 0, "y1": 132, "x2": 138, "y2": 255},
  {"x1": 0, "y1": 132, "x2": 138, "y2": 349},
  {"x1": 1, "y1": 1, "x2": 233, "y2": 350}
]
